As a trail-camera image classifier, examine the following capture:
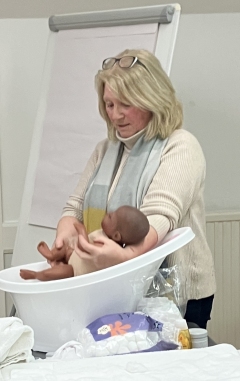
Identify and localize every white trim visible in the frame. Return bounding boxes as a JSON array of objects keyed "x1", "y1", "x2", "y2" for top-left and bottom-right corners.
[
  {"x1": 206, "y1": 212, "x2": 240, "y2": 222},
  {"x1": 2, "y1": 222, "x2": 18, "y2": 250}
]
